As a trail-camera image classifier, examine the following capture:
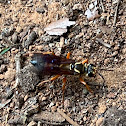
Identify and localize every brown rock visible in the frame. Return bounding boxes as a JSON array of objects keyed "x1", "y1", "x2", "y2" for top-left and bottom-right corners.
[
  {"x1": 33, "y1": 110, "x2": 65, "y2": 123},
  {"x1": 51, "y1": 106, "x2": 57, "y2": 112},
  {"x1": 98, "y1": 105, "x2": 107, "y2": 114},
  {"x1": 4, "y1": 68, "x2": 16, "y2": 82}
]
